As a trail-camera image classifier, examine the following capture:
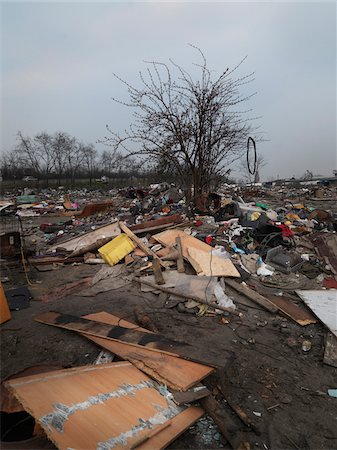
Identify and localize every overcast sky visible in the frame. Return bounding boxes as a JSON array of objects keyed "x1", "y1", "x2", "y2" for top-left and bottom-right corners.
[{"x1": 1, "y1": 1, "x2": 336, "y2": 181}]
